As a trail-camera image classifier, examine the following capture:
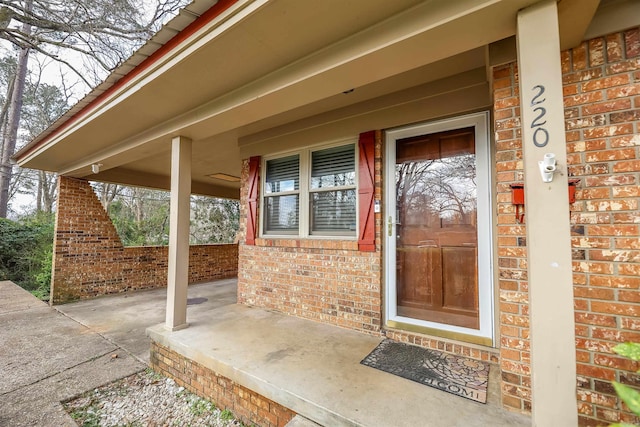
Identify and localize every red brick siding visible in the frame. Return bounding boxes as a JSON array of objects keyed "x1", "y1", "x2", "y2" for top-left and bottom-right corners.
[
  {"x1": 494, "y1": 27, "x2": 640, "y2": 425},
  {"x1": 237, "y1": 131, "x2": 384, "y2": 334},
  {"x1": 493, "y1": 61, "x2": 532, "y2": 414},
  {"x1": 51, "y1": 176, "x2": 238, "y2": 304},
  {"x1": 239, "y1": 240, "x2": 381, "y2": 333},
  {"x1": 235, "y1": 27, "x2": 639, "y2": 425},
  {"x1": 150, "y1": 341, "x2": 295, "y2": 427},
  {"x1": 565, "y1": 27, "x2": 640, "y2": 427}
]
